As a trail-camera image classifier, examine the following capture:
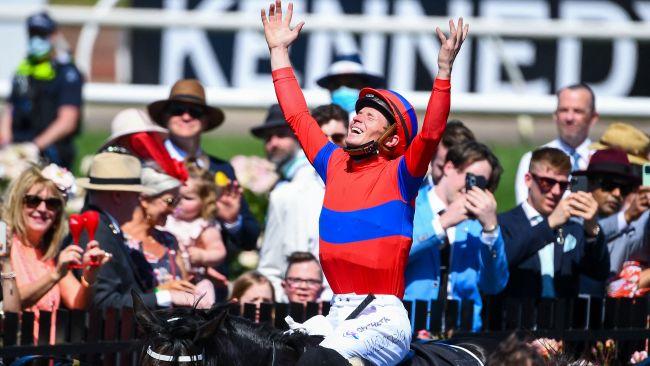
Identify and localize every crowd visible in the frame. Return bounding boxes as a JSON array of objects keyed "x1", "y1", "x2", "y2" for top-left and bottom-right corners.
[{"x1": 0, "y1": 7, "x2": 649, "y2": 366}]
